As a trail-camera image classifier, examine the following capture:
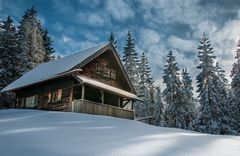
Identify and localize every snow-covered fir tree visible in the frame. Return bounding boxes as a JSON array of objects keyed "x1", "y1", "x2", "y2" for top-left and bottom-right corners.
[
  {"x1": 18, "y1": 6, "x2": 46, "y2": 72},
  {"x1": 122, "y1": 31, "x2": 141, "y2": 117},
  {"x1": 41, "y1": 29, "x2": 55, "y2": 62},
  {"x1": 153, "y1": 86, "x2": 165, "y2": 126},
  {"x1": 230, "y1": 38, "x2": 240, "y2": 133},
  {"x1": 0, "y1": 20, "x2": 3, "y2": 32},
  {"x1": 163, "y1": 51, "x2": 187, "y2": 129},
  {"x1": 231, "y1": 39, "x2": 240, "y2": 78},
  {"x1": 215, "y1": 62, "x2": 230, "y2": 108},
  {"x1": 215, "y1": 62, "x2": 237, "y2": 133},
  {"x1": 194, "y1": 33, "x2": 232, "y2": 135},
  {"x1": 181, "y1": 68, "x2": 197, "y2": 130},
  {"x1": 0, "y1": 16, "x2": 21, "y2": 90},
  {"x1": 138, "y1": 52, "x2": 154, "y2": 117}
]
